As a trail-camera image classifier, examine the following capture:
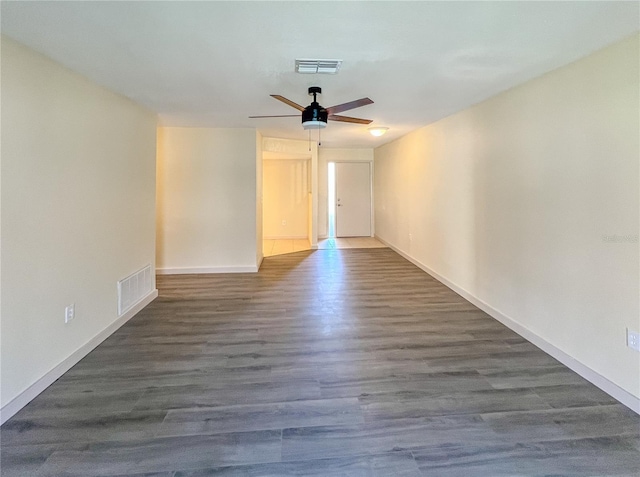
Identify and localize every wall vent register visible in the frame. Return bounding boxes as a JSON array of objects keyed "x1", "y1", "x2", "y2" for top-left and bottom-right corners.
[{"x1": 117, "y1": 264, "x2": 153, "y2": 316}]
